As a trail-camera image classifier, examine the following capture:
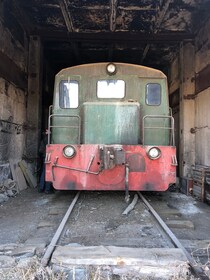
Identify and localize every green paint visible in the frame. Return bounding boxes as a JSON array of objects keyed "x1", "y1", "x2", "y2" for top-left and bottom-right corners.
[
  {"x1": 82, "y1": 102, "x2": 140, "y2": 144},
  {"x1": 50, "y1": 63, "x2": 172, "y2": 146}
]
